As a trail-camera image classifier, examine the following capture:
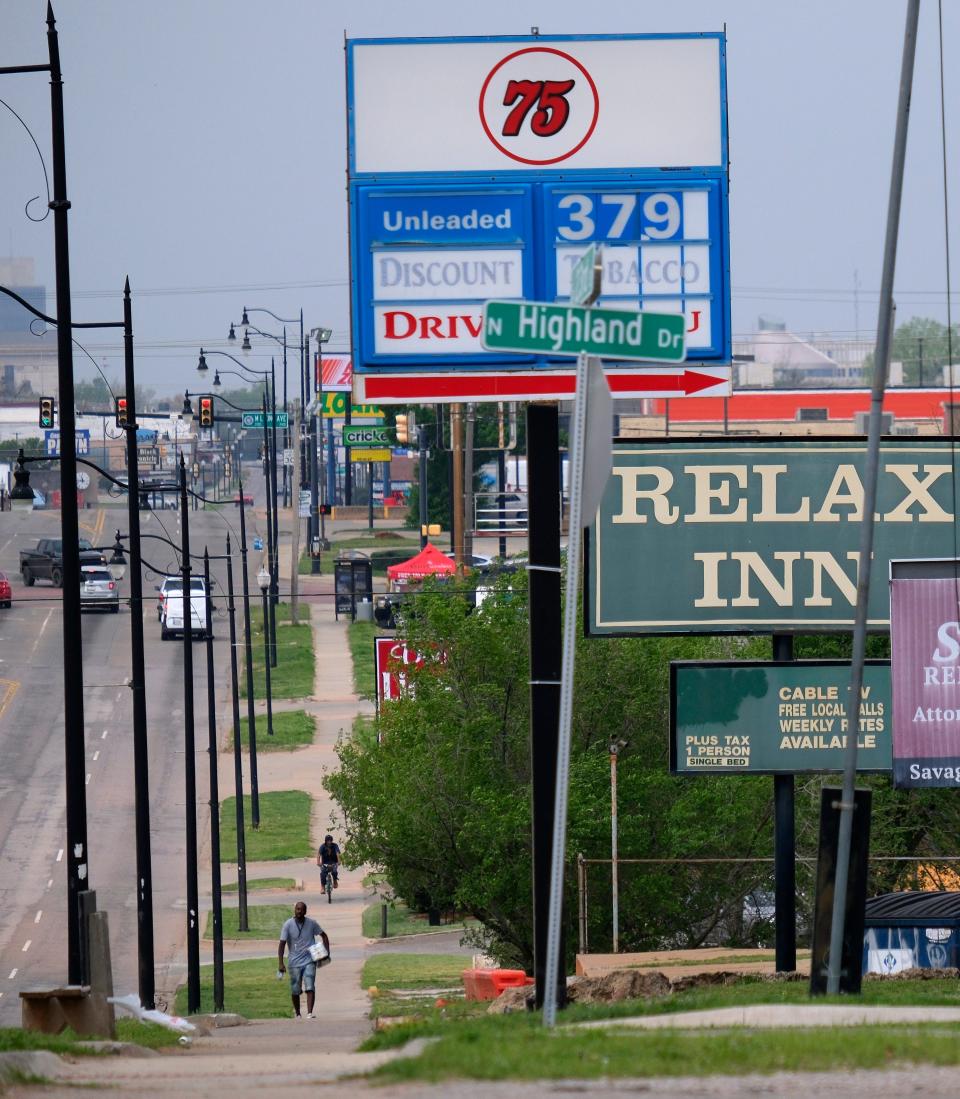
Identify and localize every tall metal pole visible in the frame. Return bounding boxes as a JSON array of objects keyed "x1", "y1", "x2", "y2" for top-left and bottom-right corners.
[
  {"x1": 237, "y1": 479, "x2": 260, "y2": 828},
  {"x1": 269, "y1": 359, "x2": 279, "y2": 605},
  {"x1": 225, "y1": 535, "x2": 249, "y2": 931},
  {"x1": 610, "y1": 743, "x2": 619, "y2": 954},
  {"x1": 47, "y1": 6, "x2": 89, "y2": 985},
  {"x1": 179, "y1": 457, "x2": 201, "y2": 1013},
  {"x1": 311, "y1": 334, "x2": 322, "y2": 565},
  {"x1": 261, "y1": 584, "x2": 274, "y2": 737},
  {"x1": 123, "y1": 279, "x2": 155, "y2": 1009},
  {"x1": 451, "y1": 404, "x2": 465, "y2": 569},
  {"x1": 418, "y1": 424, "x2": 428, "y2": 550},
  {"x1": 204, "y1": 550, "x2": 224, "y2": 1012},
  {"x1": 281, "y1": 331, "x2": 290, "y2": 508},
  {"x1": 527, "y1": 404, "x2": 564, "y2": 1011},
  {"x1": 826, "y1": 0, "x2": 920, "y2": 996},
  {"x1": 773, "y1": 633, "x2": 796, "y2": 974}
]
